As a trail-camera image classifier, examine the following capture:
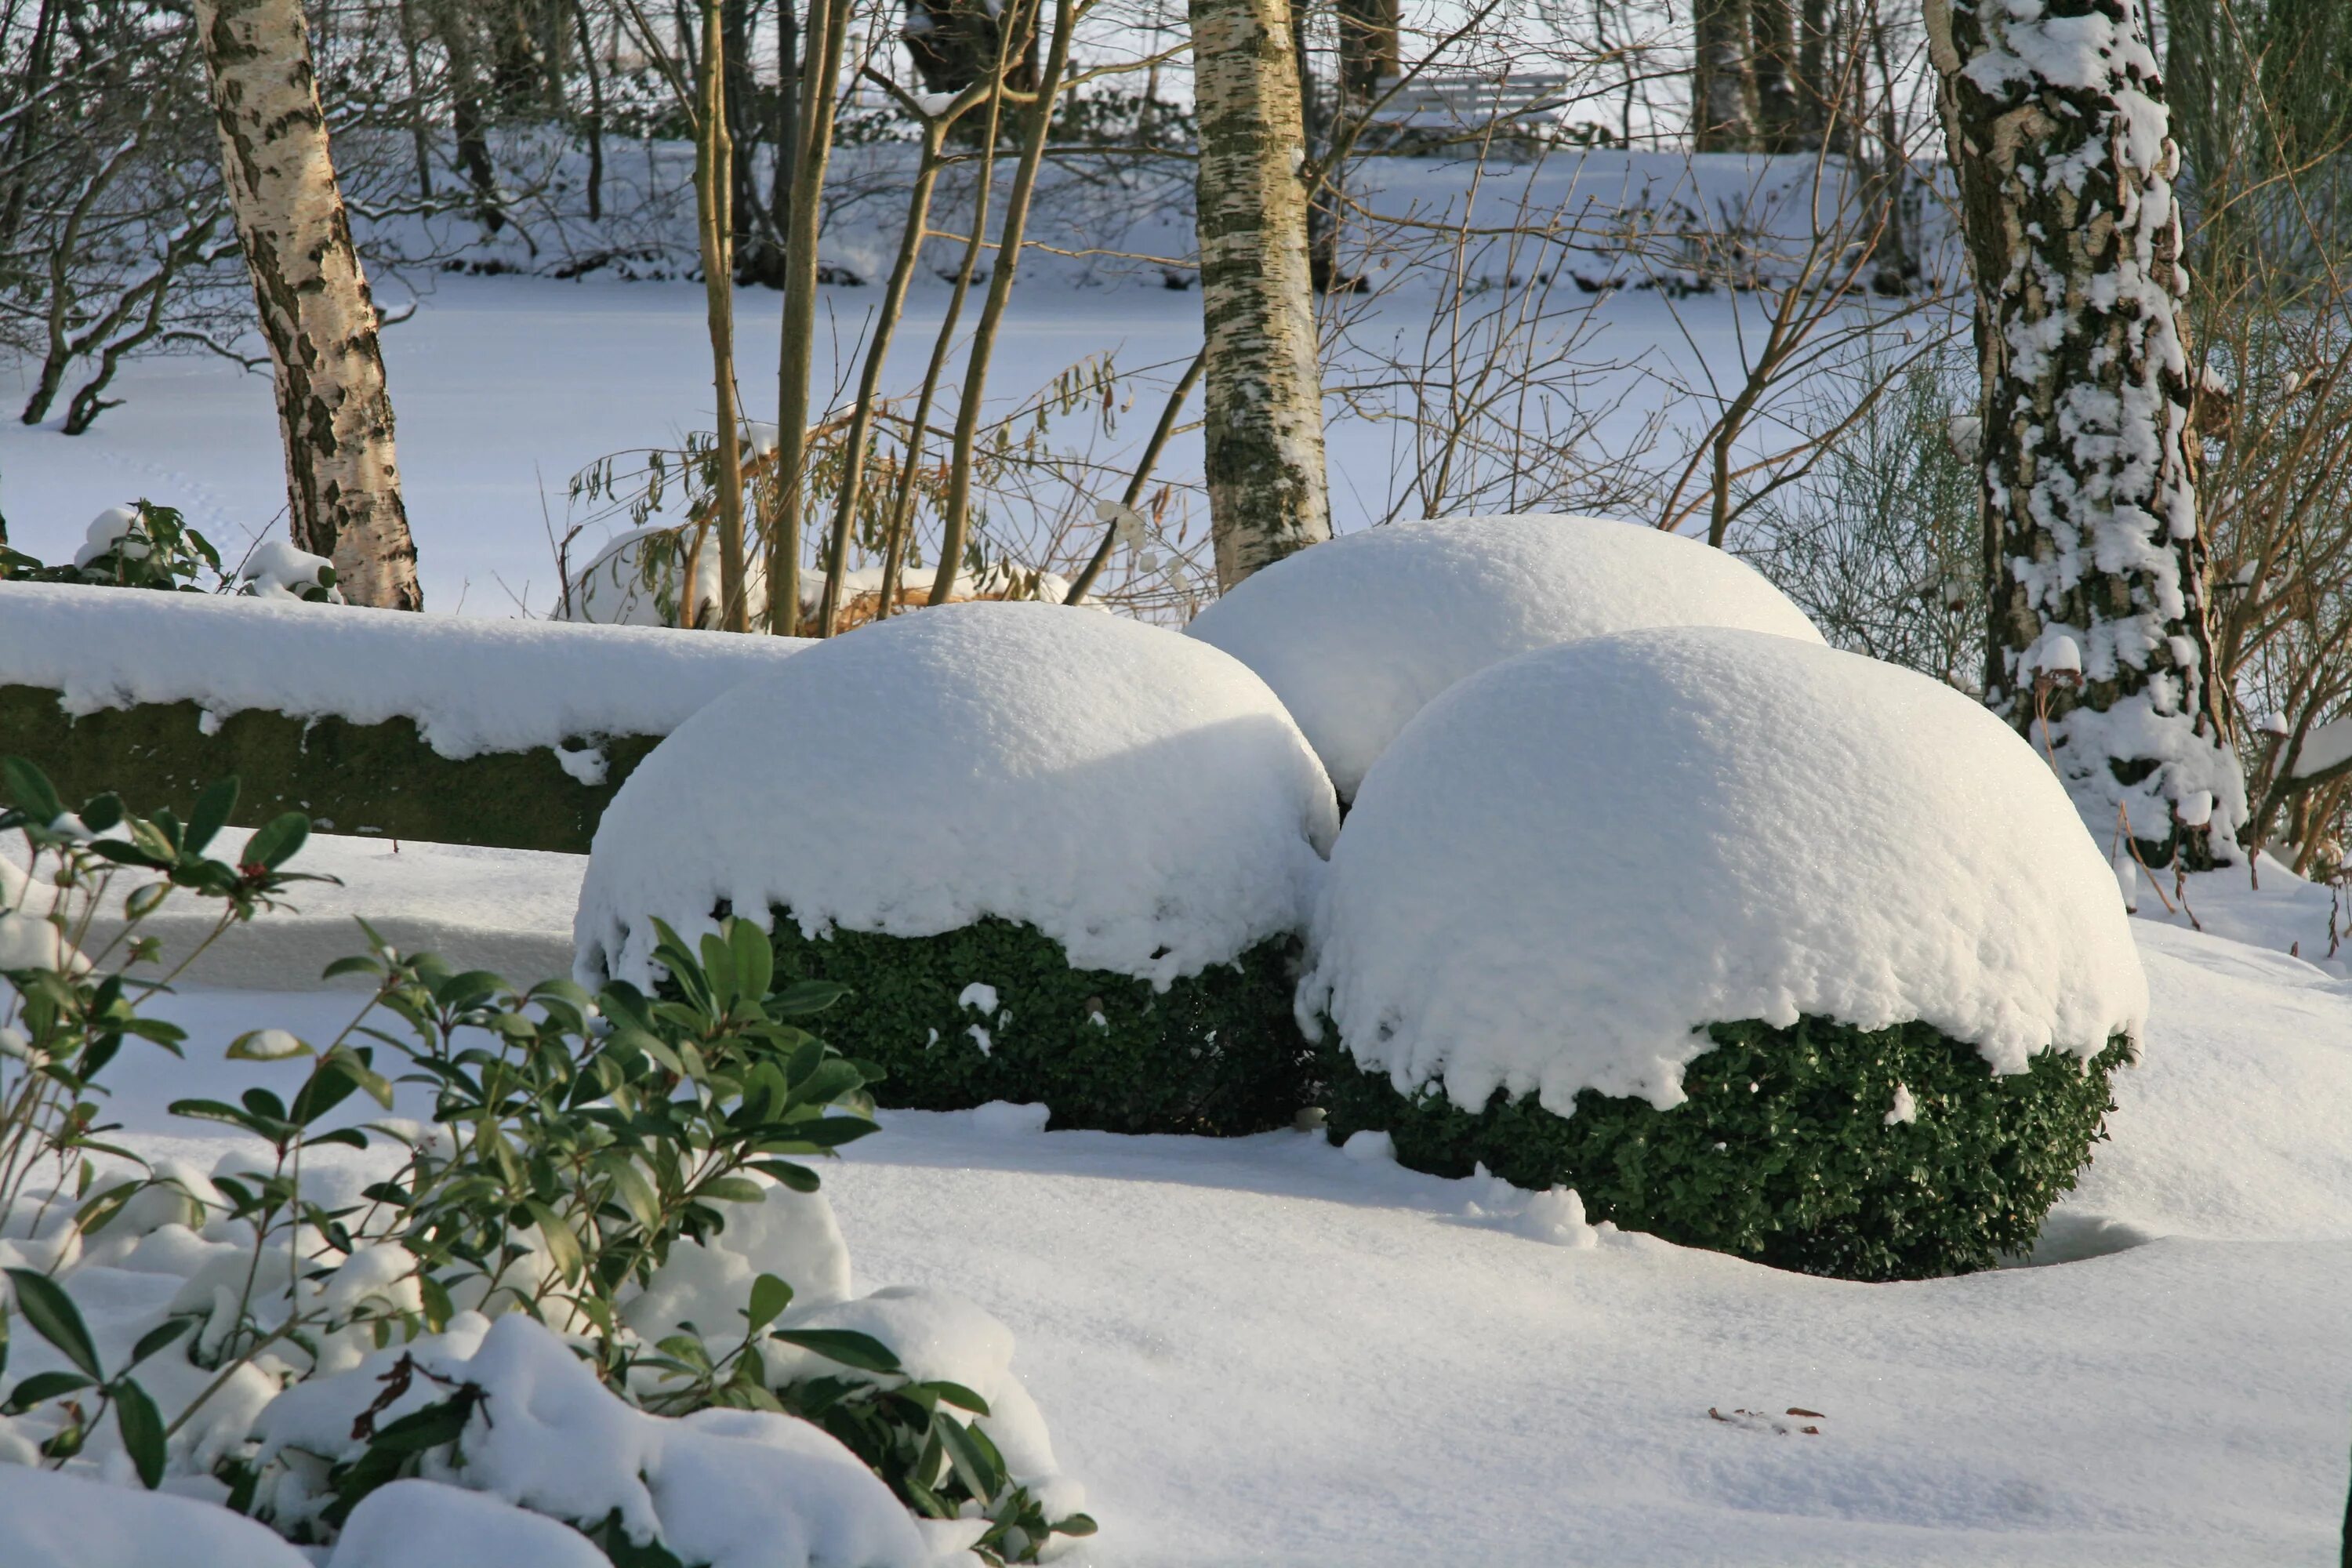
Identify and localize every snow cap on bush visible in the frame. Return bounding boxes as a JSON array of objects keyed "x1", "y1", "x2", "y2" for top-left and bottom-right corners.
[
  {"x1": 575, "y1": 601, "x2": 1338, "y2": 990},
  {"x1": 1185, "y1": 514, "x2": 1824, "y2": 798},
  {"x1": 1300, "y1": 626, "x2": 2147, "y2": 1114}
]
